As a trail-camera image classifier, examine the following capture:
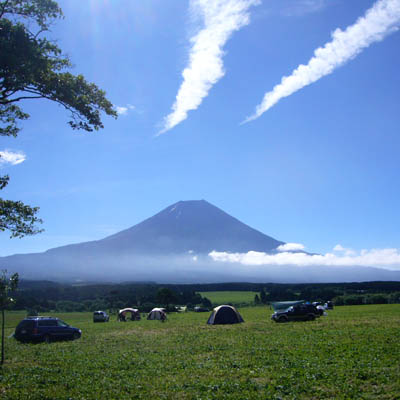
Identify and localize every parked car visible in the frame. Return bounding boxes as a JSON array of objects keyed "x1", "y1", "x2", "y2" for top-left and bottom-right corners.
[
  {"x1": 93, "y1": 310, "x2": 109, "y2": 322},
  {"x1": 271, "y1": 303, "x2": 320, "y2": 322},
  {"x1": 325, "y1": 301, "x2": 334, "y2": 310},
  {"x1": 14, "y1": 316, "x2": 81, "y2": 343},
  {"x1": 194, "y1": 306, "x2": 209, "y2": 312},
  {"x1": 312, "y1": 302, "x2": 326, "y2": 316},
  {"x1": 316, "y1": 305, "x2": 326, "y2": 316}
]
